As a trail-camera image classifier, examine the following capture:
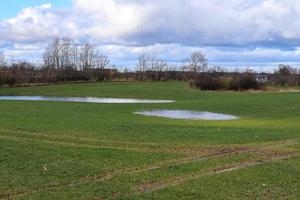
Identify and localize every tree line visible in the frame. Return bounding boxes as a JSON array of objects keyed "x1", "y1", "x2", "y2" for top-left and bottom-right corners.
[
  {"x1": 0, "y1": 39, "x2": 209, "y2": 86},
  {"x1": 0, "y1": 38, "x2": 113, "y2": 86},
  {"x1": 0, "y1": 38, "x2": 299, "y2": 89},
  {"x1": 43, "y1": 38, "x2": 110, "y2": 71}
]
